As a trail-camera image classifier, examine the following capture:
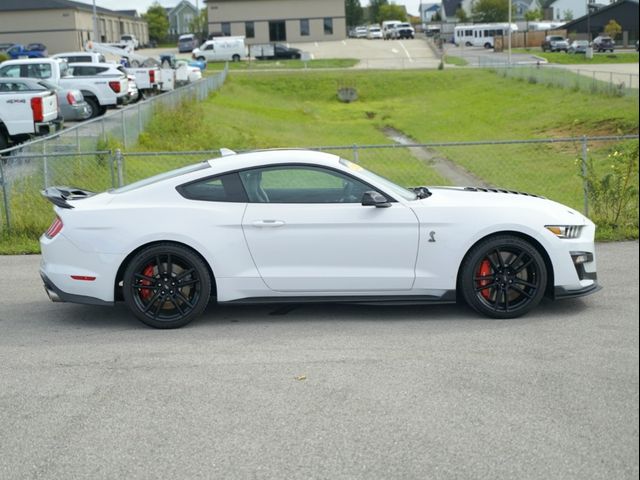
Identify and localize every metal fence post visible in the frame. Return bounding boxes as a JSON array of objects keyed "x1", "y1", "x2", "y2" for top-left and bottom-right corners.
[
  {"x1": 353, "y1": 144, "x2": 359, "y2": 164},
  {"x1": 581, "y1": 135, "x2": 589, "y2": 217},
  {"x1": 108, "y1": 150, "x2": 116, "y2": 188},
  {"x1": 115, "y1": 148, "x2": 124, "y2": 187},
  {"x1": 122, "y1": 109, "x2": 127, "y2": 150},
  {"x1": 43, "y1": 141, "x2": 49, "y2": 189},
  {"x1": 0, "y1": 156, "x2": 11, "y2": 233}
]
